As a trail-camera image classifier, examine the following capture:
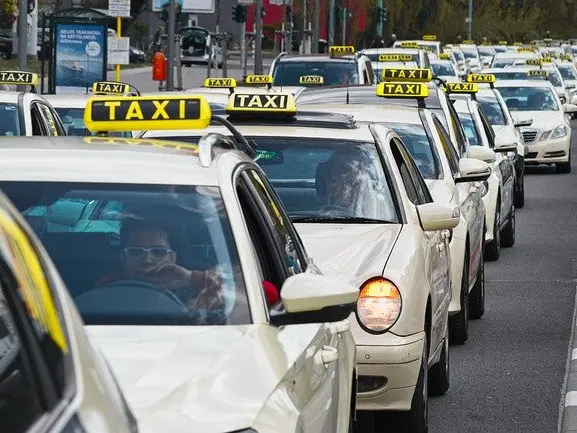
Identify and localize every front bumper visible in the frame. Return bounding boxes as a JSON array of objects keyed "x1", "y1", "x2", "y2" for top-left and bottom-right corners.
[
  {"x1": 524, "y1": 136, "x2": 571, "y2": 164},
  {"x1": 356, "y1": 332, "x2": 425, "y2": 411}
]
